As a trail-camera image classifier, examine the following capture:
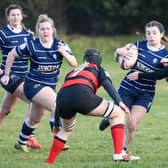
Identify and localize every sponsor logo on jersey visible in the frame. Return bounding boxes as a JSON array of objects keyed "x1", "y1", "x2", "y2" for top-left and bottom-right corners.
[
  {"x1": 20, "y1": 43, "x2": 27, "y2": 50},
  {"x1": 136, "y1": 62, "x2": 153, "y2": 72},
  {"x1": 37, "y1": 65, "x2": 60, "y2": 72},
  {"x1": 153, "y1": 58, "x2": 158, "y2": 64},
  {"x1": 24, "y1": 37, "x2": 27, "y2": 42},
  {"x1": 53, "y1": 54, "x2": 57, "y2": 60}
]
